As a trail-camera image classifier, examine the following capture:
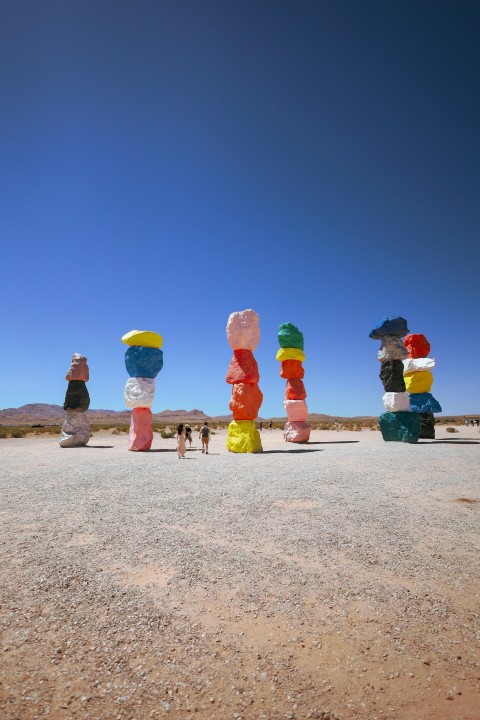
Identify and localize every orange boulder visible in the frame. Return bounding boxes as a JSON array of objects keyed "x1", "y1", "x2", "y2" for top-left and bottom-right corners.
[
  {"x1": 285, "y1": 378, "x2": 307, "y2": 400},
  {"x1": 226, "y1": 349, "x2": 260, "y2": 384},
  {"x1": 280, "y1": 359, "x2": 304, "y2": 379},
  {"x1": 230, "y1": 382, "x2": 263, "y2": 420}
]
